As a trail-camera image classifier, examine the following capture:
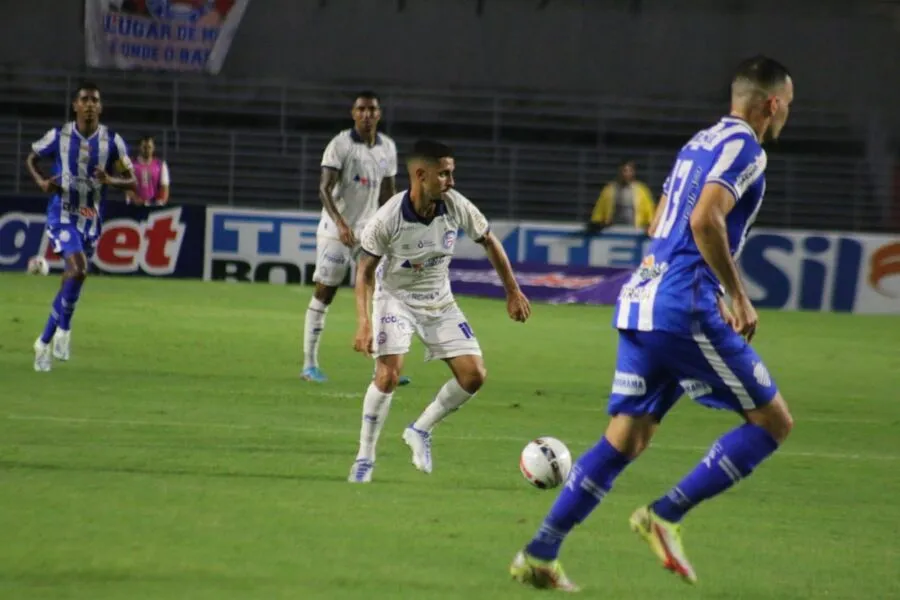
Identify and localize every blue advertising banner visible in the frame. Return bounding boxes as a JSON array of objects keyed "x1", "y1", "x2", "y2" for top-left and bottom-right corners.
[{"x1": 0, "y1": 195, "x2": 206, "y2": 278}]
